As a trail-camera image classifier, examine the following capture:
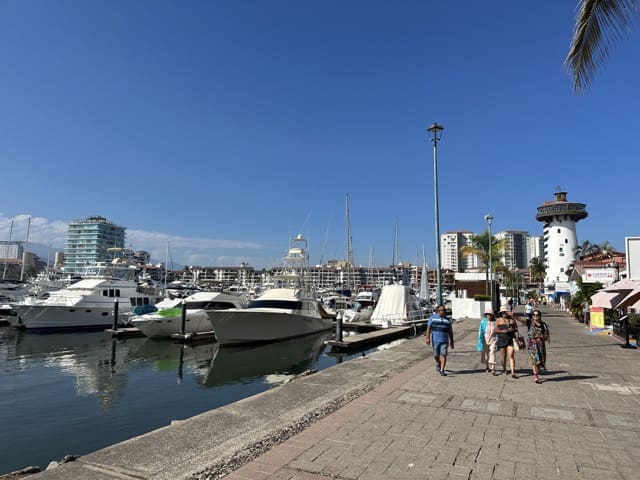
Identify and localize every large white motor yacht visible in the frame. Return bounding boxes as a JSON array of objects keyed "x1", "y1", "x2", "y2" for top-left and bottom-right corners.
[
  {"x1": 12, "y1": 263, "x2": 162, "y2": 332},
  {"x1": 130, "y1": 290, "x2": 246, "y2": 339},
  {"x1": 208, "y1": 287, "x2": 332, "y2": 346},
  {"x1": 208, "y1": 234, "x2": 333, "y2": 346}
]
